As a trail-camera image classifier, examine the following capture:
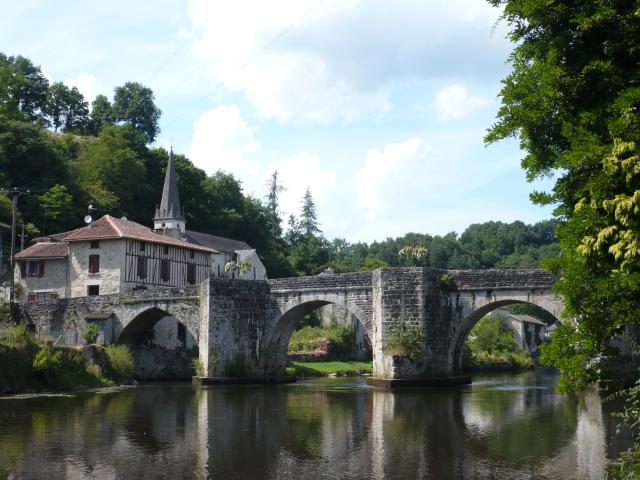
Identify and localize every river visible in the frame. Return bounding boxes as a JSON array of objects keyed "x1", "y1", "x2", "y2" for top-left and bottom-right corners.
[{"x1": 0, "y1": 369, "x2": 631, "y2": 479}]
